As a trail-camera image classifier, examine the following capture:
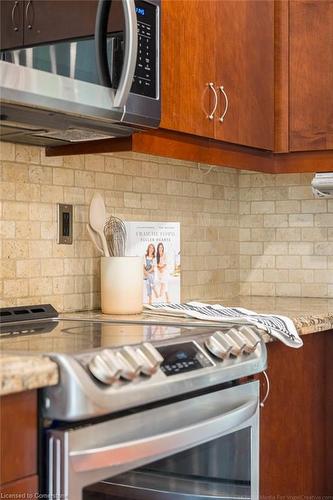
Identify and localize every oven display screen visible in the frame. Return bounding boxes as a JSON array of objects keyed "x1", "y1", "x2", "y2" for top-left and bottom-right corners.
[{"x1": 157, "y1": 342, "x2": 213, "y2": 376}]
